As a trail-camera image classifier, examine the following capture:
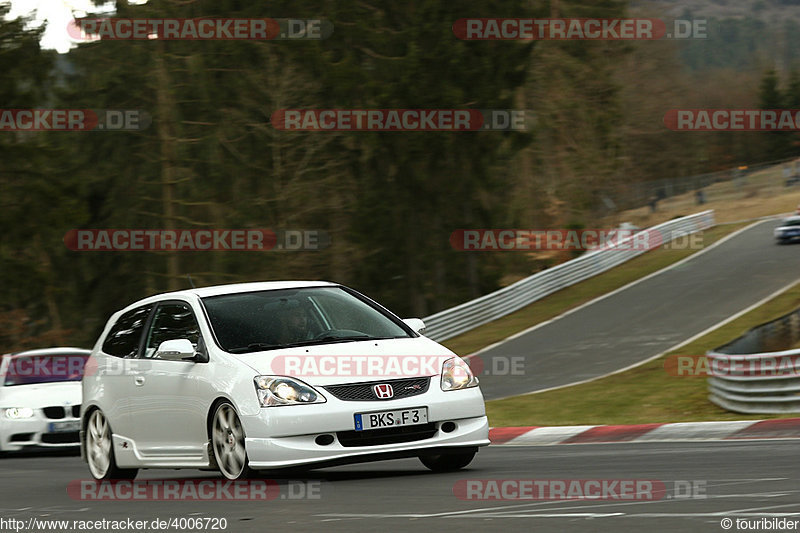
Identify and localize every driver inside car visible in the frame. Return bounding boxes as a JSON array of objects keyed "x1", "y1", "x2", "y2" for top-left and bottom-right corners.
[{"x1": 275, "y1": 302, "x2": 313, "y2": 345}]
